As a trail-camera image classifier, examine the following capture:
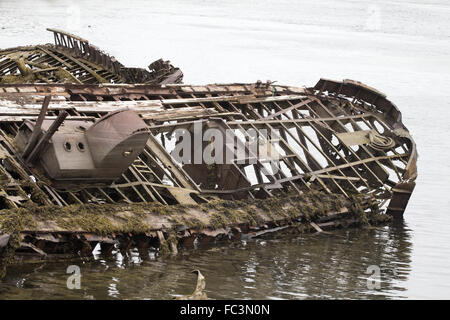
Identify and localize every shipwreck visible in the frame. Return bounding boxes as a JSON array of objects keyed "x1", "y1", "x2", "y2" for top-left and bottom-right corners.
[{"x1": 0, "y1": 29, "x2": 417, "y2": 276}]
